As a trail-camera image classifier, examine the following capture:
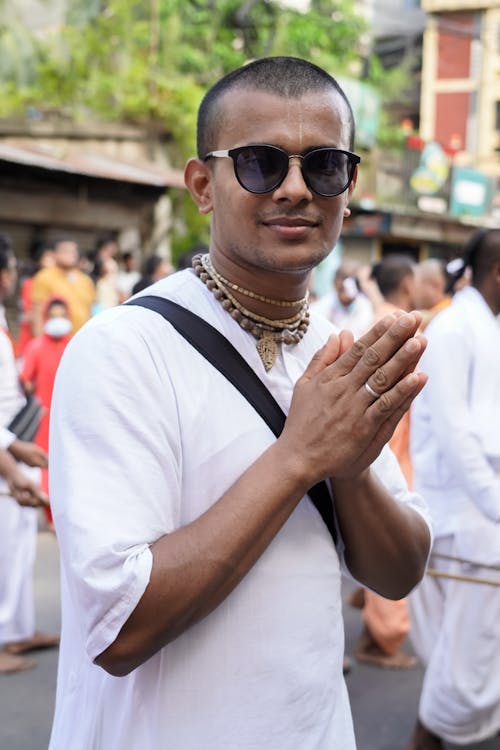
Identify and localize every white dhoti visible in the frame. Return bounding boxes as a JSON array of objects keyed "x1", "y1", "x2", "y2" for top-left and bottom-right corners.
[
  {"x1": 410, "y1": 527, "x2": 500, "y2": 746},
  {"x1": 0, "y1": 494, "x2": 38, "y2": 645}
]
